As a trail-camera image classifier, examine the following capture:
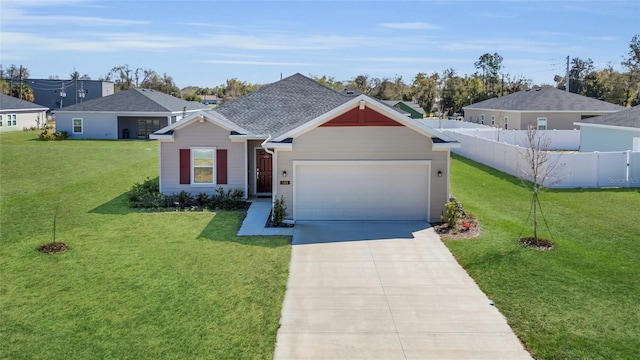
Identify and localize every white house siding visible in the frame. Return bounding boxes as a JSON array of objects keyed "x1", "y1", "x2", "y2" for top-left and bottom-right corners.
[
  {"x1": 0, "y1": 110, "x2": 47, "y2": 132},
  {"x1": 580, "y1": 126, "x2": 640, "y2": 152},
  {"x1": 55, "y1": 113, "x2": 118, "y2": 139},
  {"x1": 276, "y1": 126, "x2": 449, "y2": 223},
  {"x1": 159, "y1": 120, "x2": 245, "y2": 195}
]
